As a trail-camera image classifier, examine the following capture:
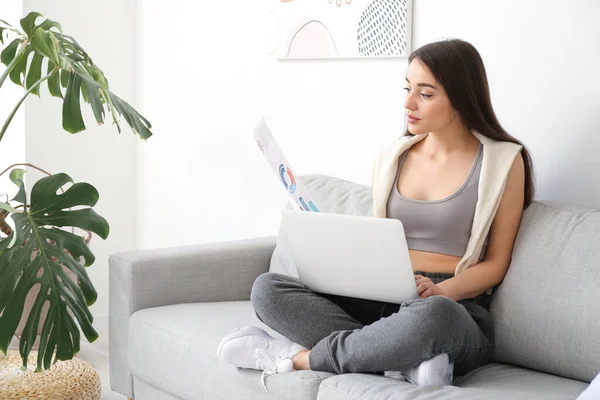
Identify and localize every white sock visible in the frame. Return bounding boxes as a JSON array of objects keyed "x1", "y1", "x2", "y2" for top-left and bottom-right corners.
[
  {"x1": 269, "y1": 329, "x2": 307, "y2": 361},
  {"x1": 288, "y1": 342, "x2": 308, "y2": 360},
  {"x1": 404, "y1": 353, "x2": 454, "y2": 386}
]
